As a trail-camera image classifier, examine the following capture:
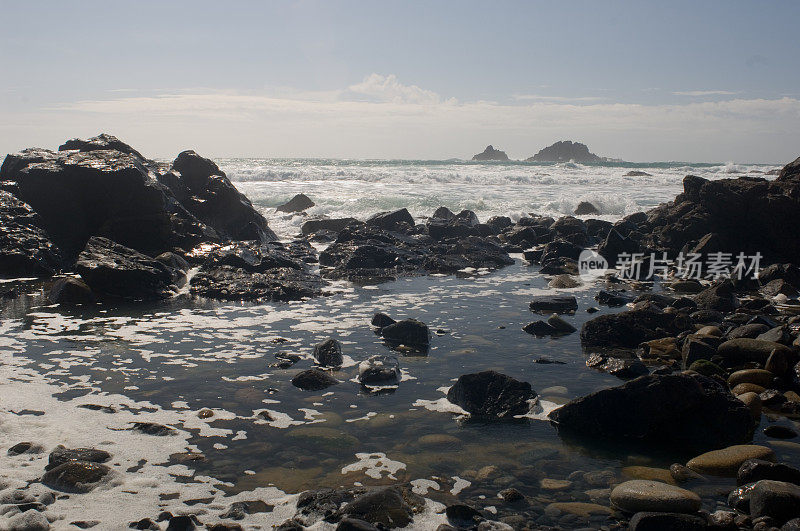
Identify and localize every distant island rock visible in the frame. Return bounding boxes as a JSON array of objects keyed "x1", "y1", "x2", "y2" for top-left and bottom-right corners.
[
  {"x1": 526, "y1": 140, "x2": 618, "y2": 163},
  {"x1": 624, "y1": 170, "x2": 652, "y2": 177},
  {"x1": 472, "y1": 145, "x2": 509, "y2": 161}
]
